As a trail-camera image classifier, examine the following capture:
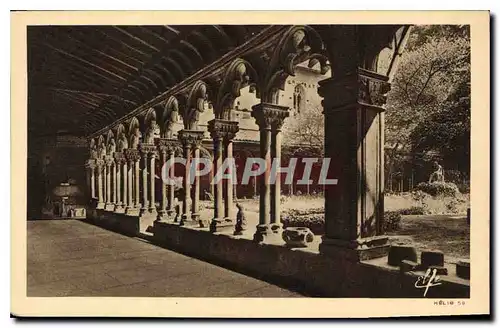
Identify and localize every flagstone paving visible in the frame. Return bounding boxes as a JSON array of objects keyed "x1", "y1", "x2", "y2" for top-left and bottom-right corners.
[{"x1": 27, "y1": 219, "x2": 303, "y2": 297}]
